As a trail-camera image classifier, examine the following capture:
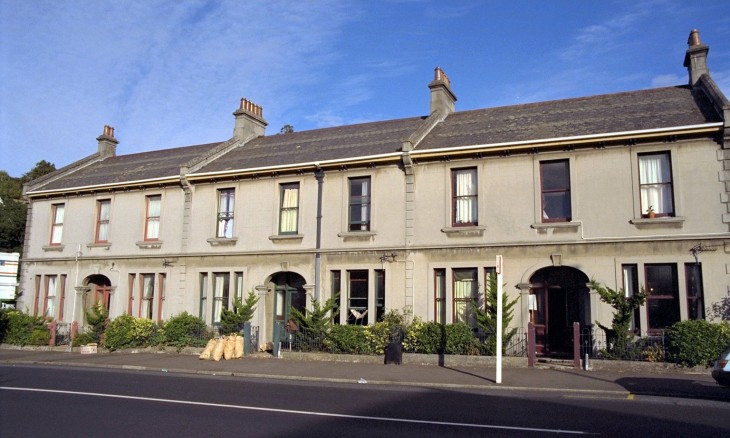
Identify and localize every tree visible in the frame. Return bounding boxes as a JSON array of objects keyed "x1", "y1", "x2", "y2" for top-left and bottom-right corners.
[
  {"x1": 289, "y1": 293, "x2": 339, "y2": 335},
  {"x1": 0, "y1": 162, "x2": 56, "y2": 254},
  {"x1": 219, "y1": 291, "x2": 259, "y2": 334},
  {"x1": 590, "y1": 279, "x2": 646, "y2": 359},
  {"x1": 473, "y1": 273, "x2": 519, "y2": 355},
  {"x1": 21, "y1": 160, "x2": 56, "y2": 183},
  {"x1": 279, "y1": 124, "x2": 294, "y2": 134}
]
